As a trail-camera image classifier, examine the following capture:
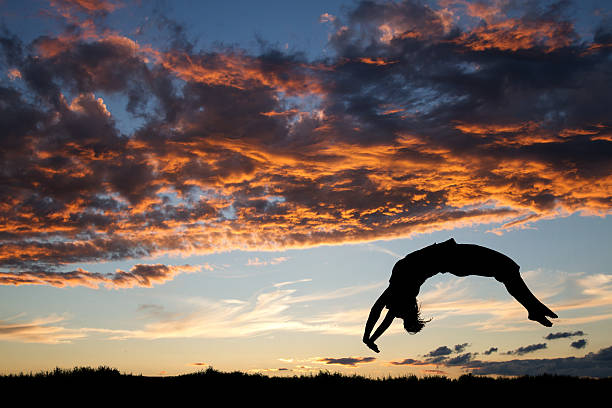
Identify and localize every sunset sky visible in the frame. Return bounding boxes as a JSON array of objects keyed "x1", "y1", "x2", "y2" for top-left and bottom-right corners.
[{"x1": 1, "y1": 0, "x2": 611, "y2": 378}]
